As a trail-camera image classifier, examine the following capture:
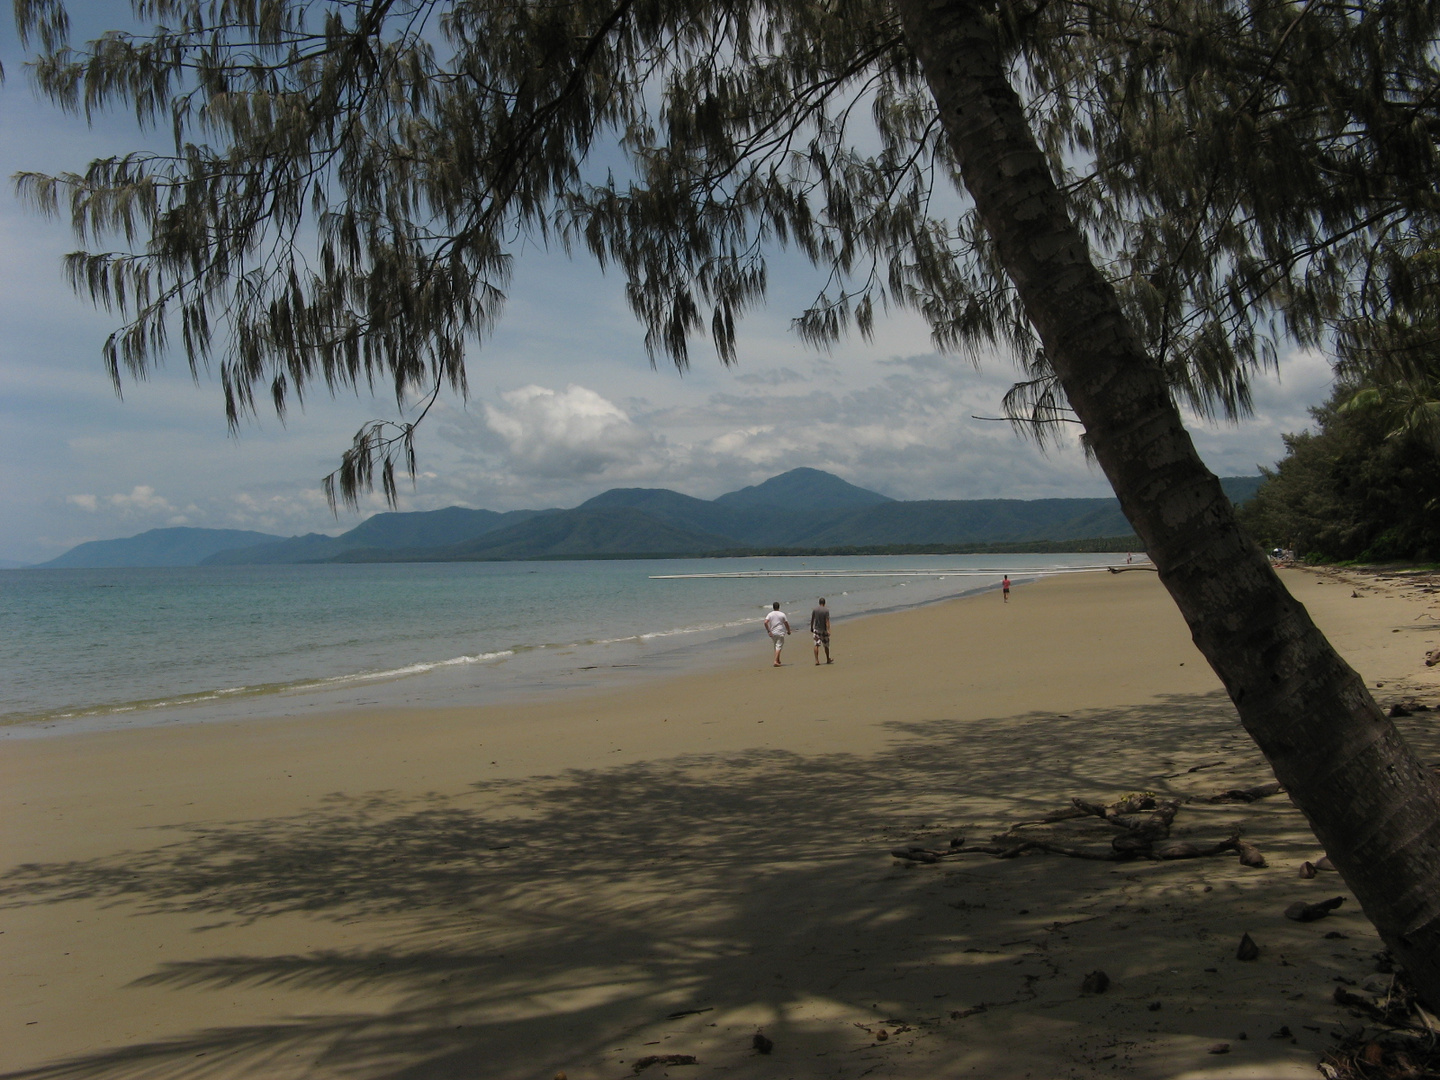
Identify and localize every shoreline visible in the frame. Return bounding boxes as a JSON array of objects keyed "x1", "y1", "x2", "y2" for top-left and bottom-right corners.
[
  {"x1": 0, "y1": 556, "x2": 1131, "y2": 741},
  {"x1": 4, "y1": 568, "x2": 1439, "y2": 1079}
]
